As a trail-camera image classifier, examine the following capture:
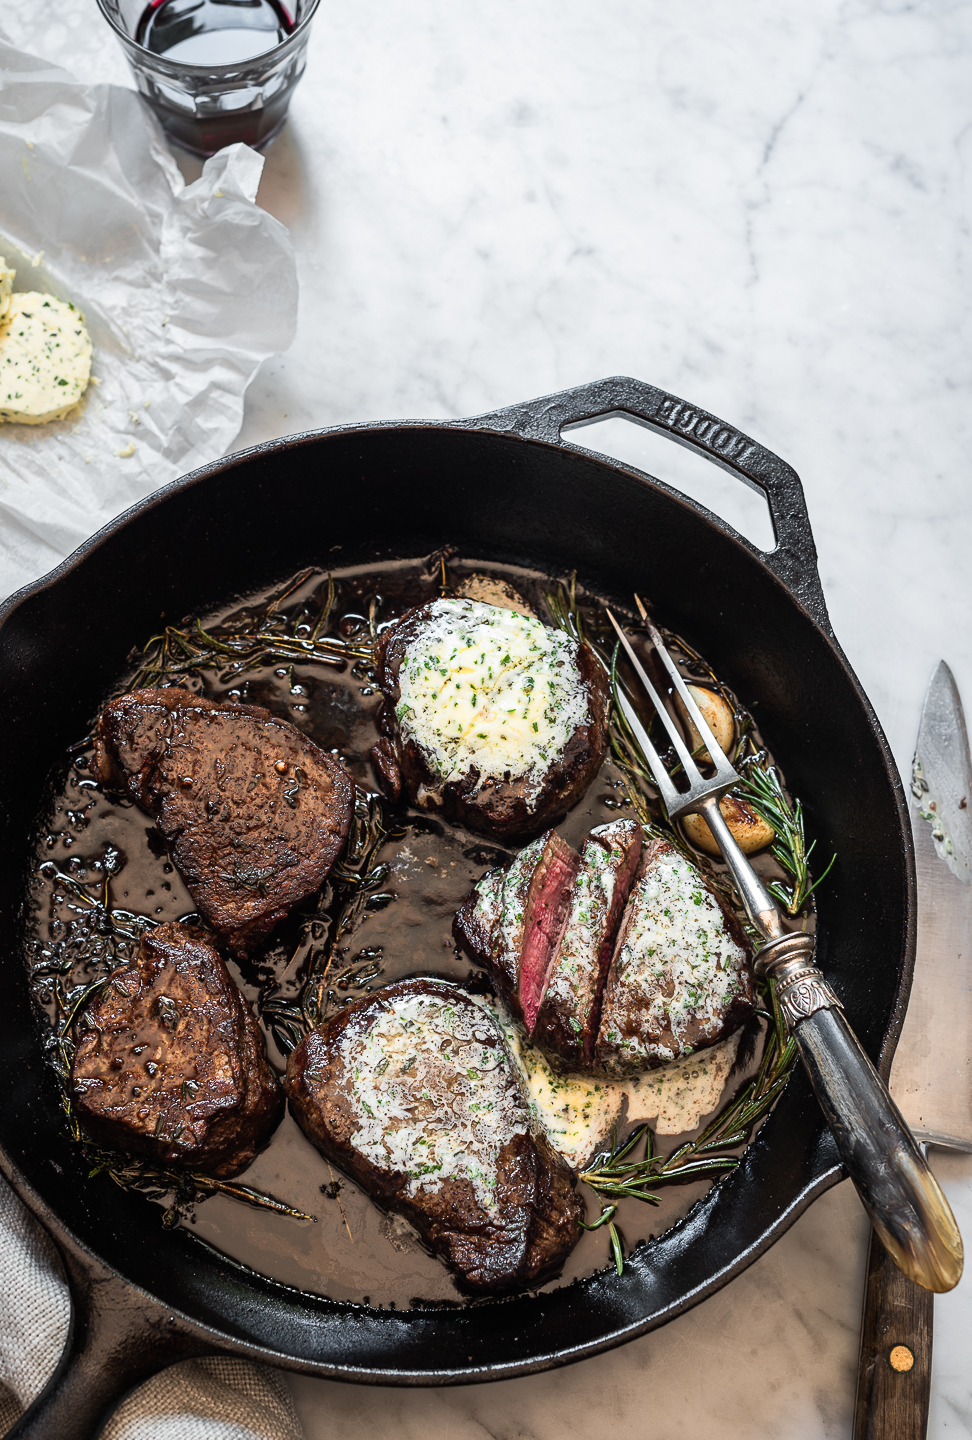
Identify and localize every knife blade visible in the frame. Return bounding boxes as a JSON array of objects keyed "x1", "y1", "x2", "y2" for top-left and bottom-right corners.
[
  {"x1": 891, "y1": 659, "x2": 972, "y2": 1149},
  {"x1": 854, "y1": 661, "x2": 972, "y2": 1440}
]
